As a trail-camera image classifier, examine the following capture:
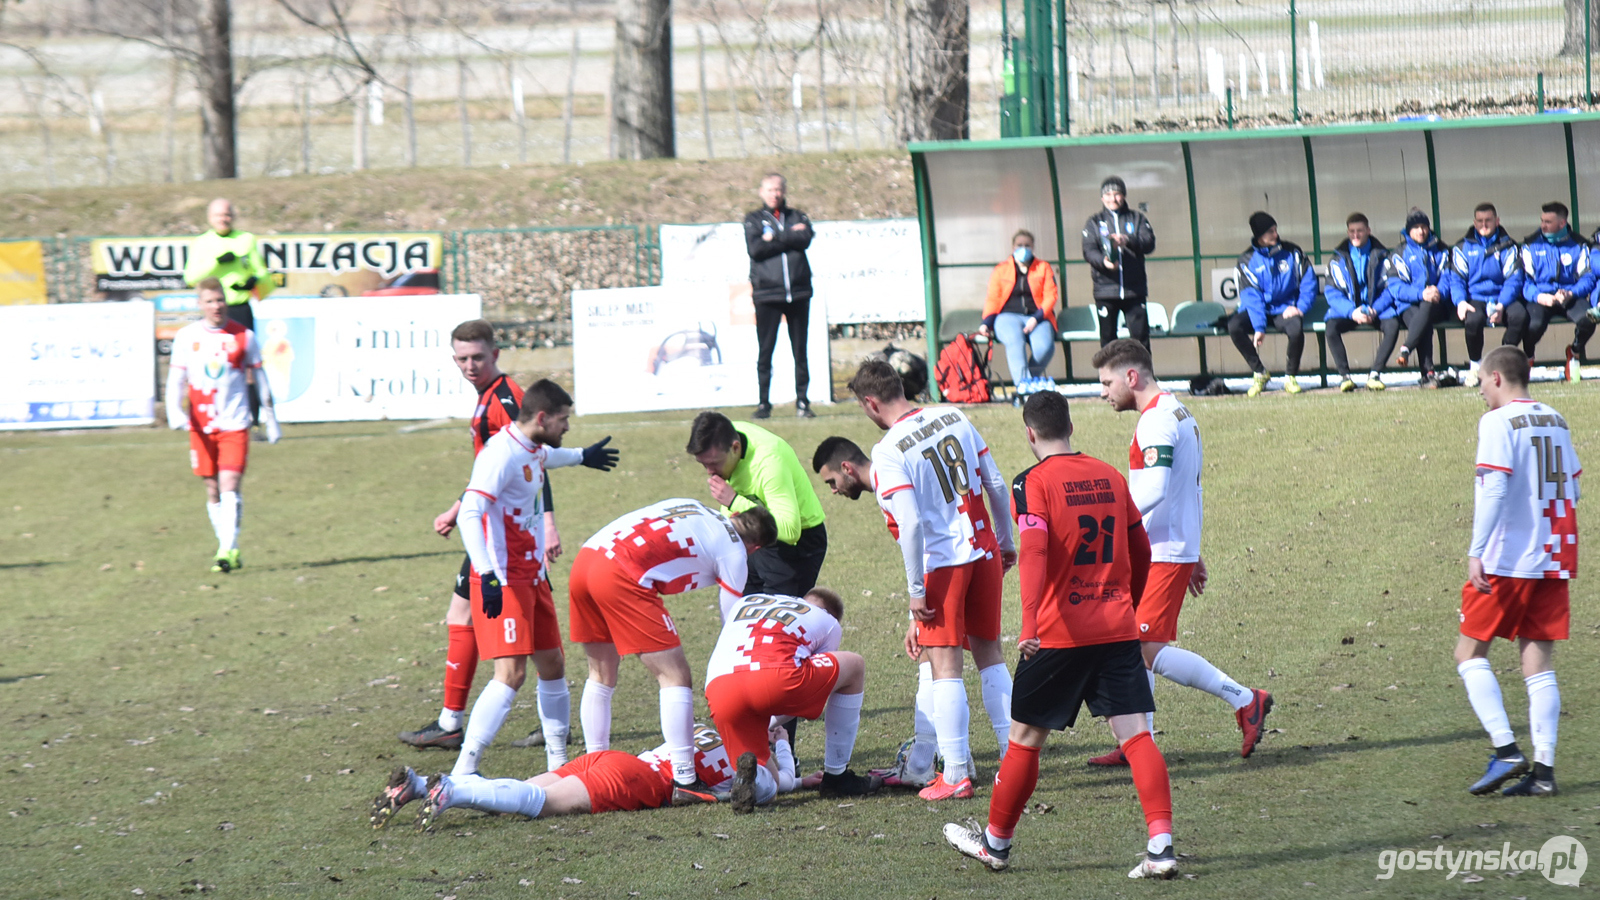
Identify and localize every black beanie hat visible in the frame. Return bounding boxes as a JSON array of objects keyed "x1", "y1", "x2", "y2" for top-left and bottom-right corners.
[
  {"x1": 1100, "y1": 176, "x2": 1126, "y2": 195},
  {"x1": 1404, "y1": 207, "x2": 1431, "y2": 234},
  {"x1": 1249, "y1": 211, "x2": 1277, "y2": 242}
]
